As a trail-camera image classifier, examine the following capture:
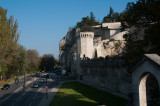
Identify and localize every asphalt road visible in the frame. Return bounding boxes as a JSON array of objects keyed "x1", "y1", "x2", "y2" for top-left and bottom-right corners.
[
  {"x1": 0, "y1": 72, "x2": 55, "y2": 106},
  {"x1": 0, "y1": 71, "x2": 77, "y2": 106}
]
